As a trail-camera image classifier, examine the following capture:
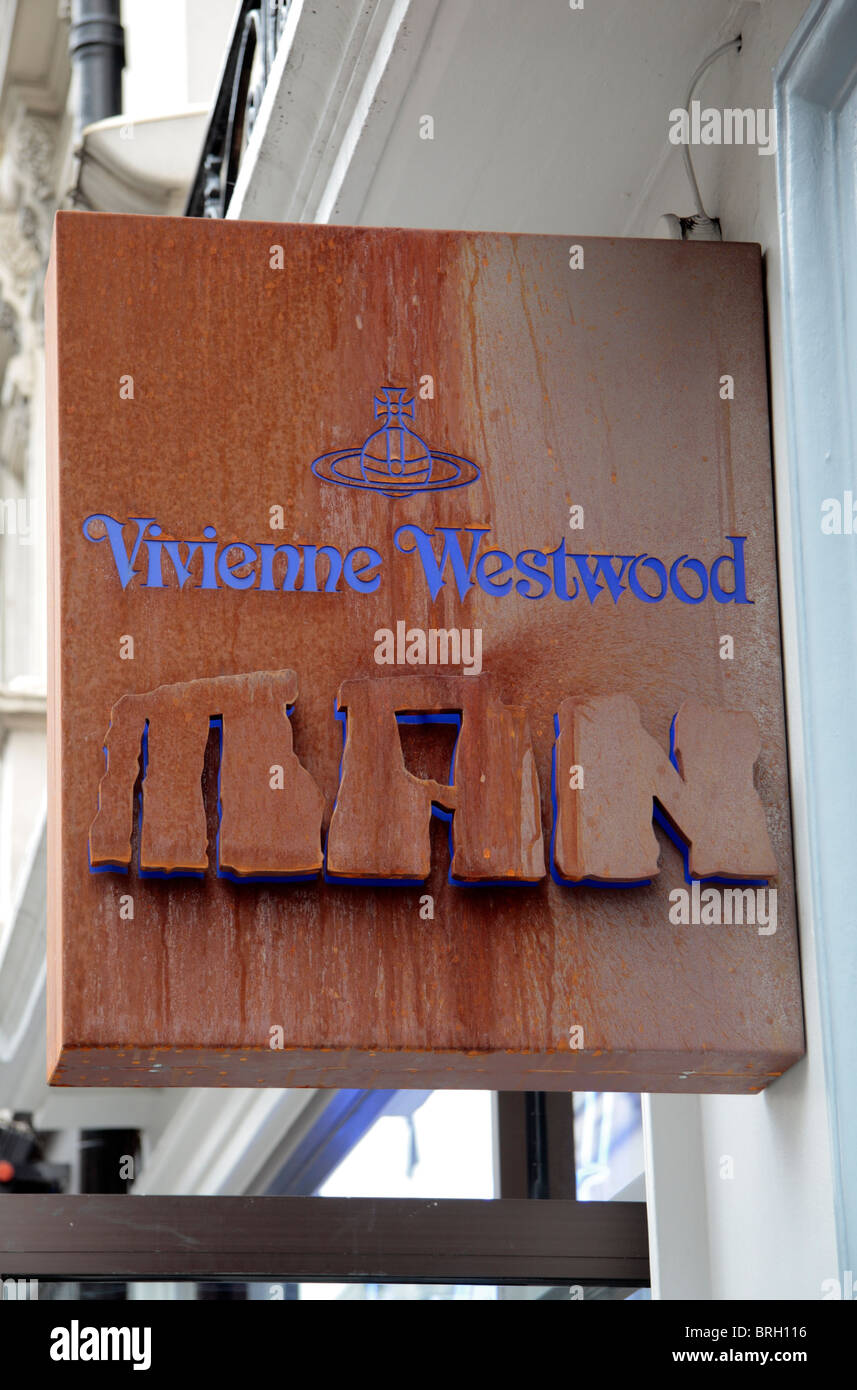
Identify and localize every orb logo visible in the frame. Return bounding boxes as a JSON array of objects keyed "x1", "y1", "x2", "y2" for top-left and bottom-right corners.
[{"x1": 311, "y1": 386, "x2": 481, "y2": 498}]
